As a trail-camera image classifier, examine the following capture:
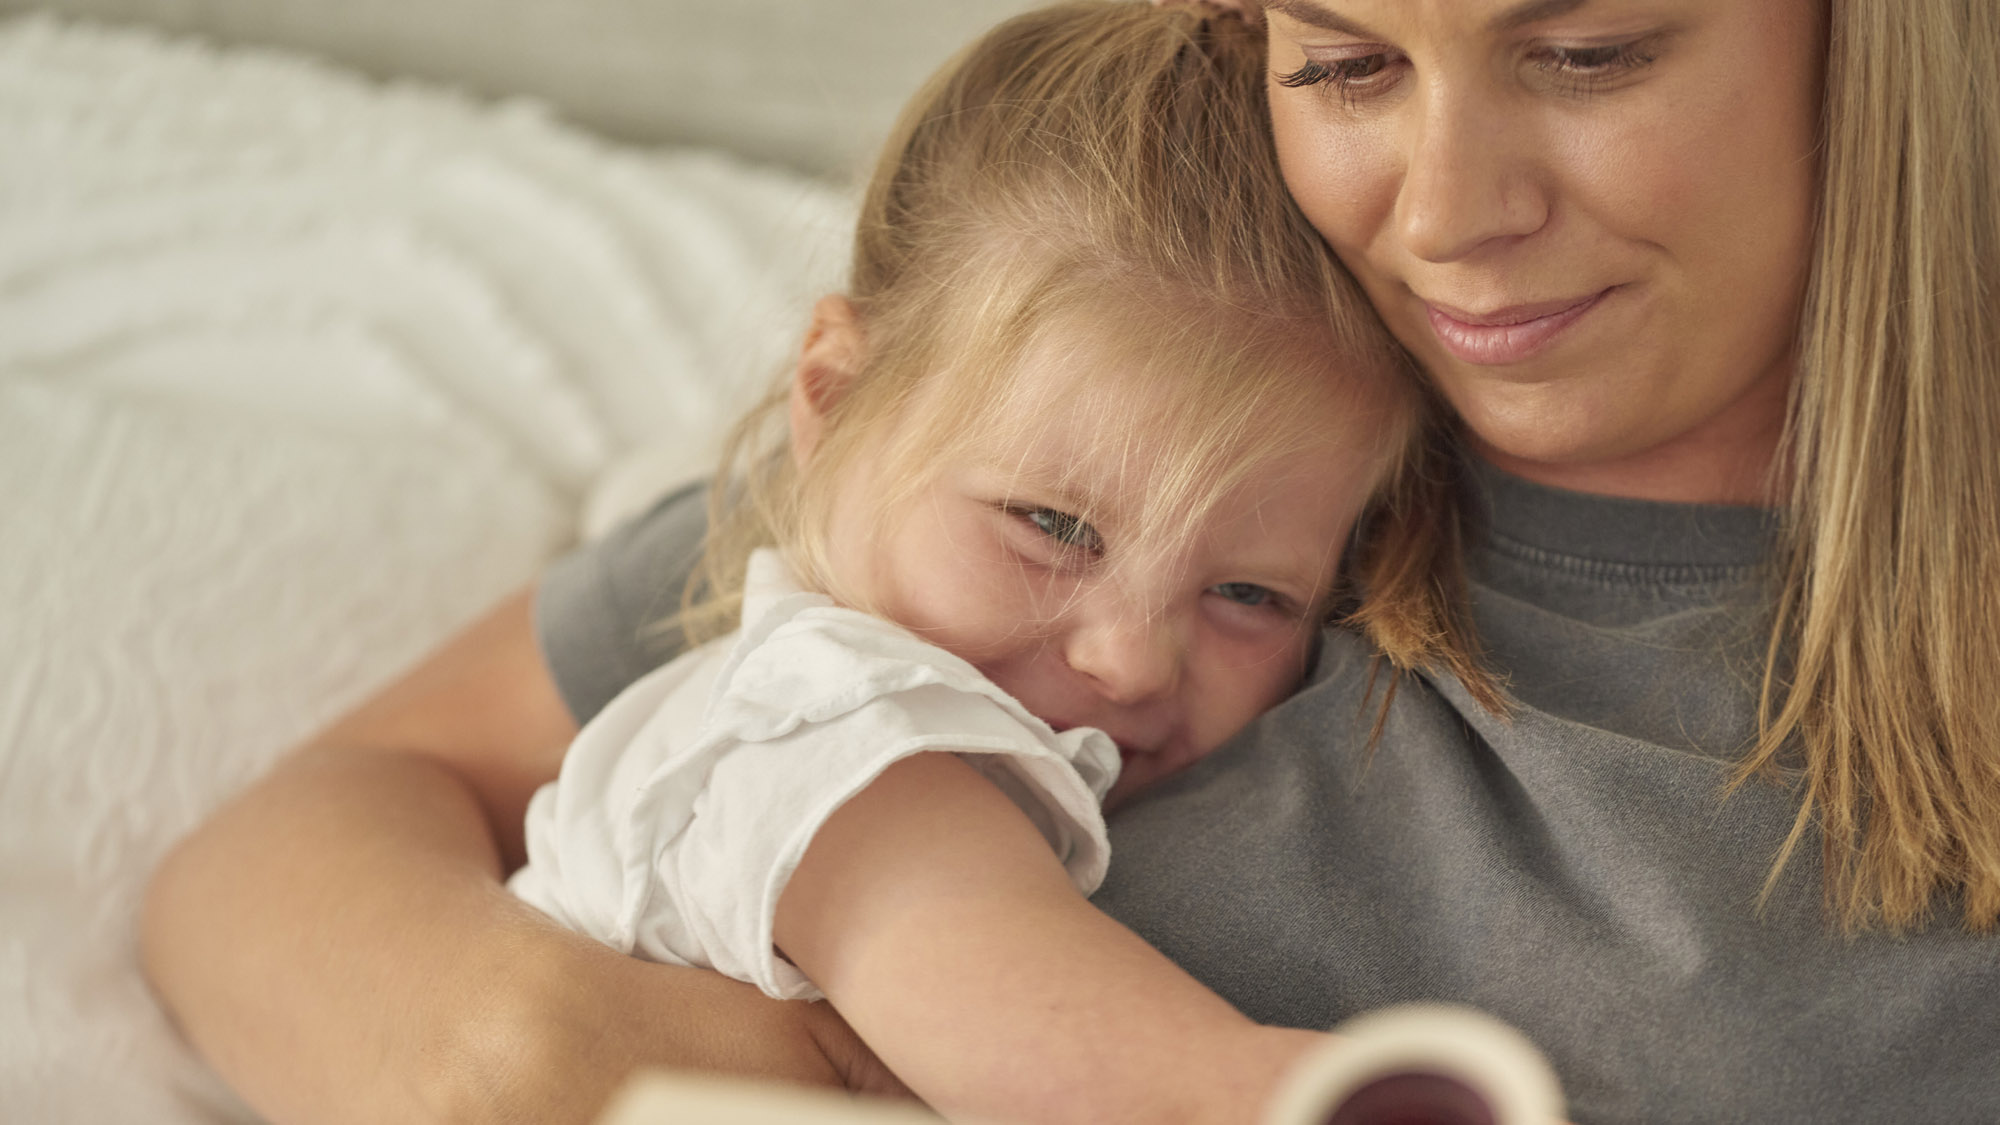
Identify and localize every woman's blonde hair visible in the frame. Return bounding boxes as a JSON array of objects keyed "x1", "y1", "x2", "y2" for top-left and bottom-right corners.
[
  {"x1": 680, "y1": 1, "x2": 1493, "y2": 709},
  {"x1": 1738, "y1": 0, "x2": 2000, "y2": 932}
]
